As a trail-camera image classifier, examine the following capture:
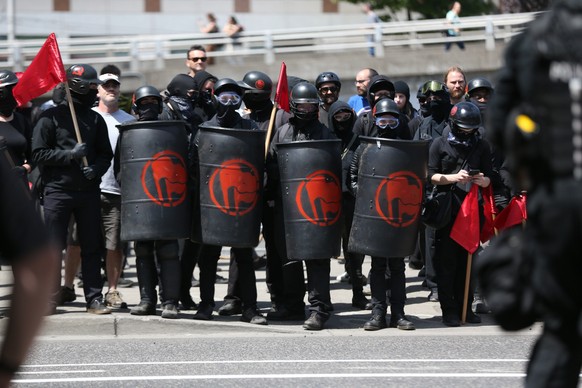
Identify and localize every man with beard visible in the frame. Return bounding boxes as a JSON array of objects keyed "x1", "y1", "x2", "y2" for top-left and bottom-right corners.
[
  {"x1": 348, "y1": 68, "x2": 378, "y2": 117},
  {"x1": 32, "y1": 64, "x2": 113, "y2": 315},
  {"x1": 444, "y1": 66, "x2": 467, "y2": 105},
  {"x1": 316, "y1": 72, "x2": 342, "y2": 126}
]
